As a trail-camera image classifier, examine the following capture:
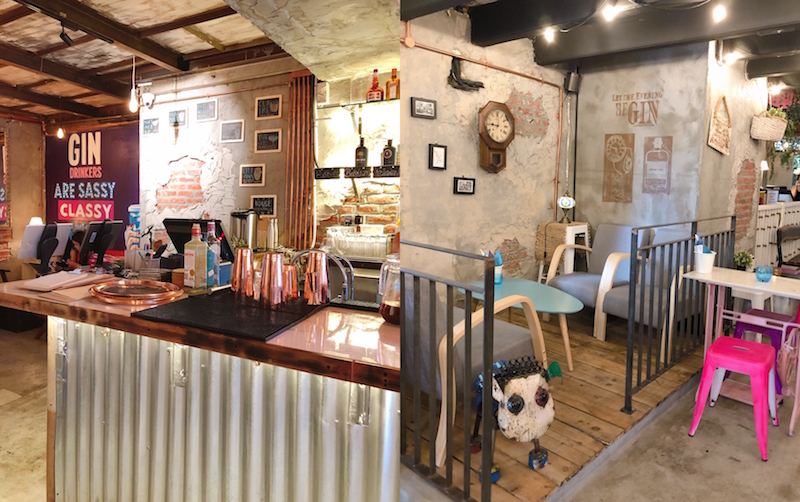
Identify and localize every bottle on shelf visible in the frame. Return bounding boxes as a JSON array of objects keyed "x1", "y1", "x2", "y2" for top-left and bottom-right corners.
[
  {"x1": 355, "y1": 137, "x2": 368, "y2": 168},
  {"x1": 206, "y1": 221, "x2": 220, "y2": 287},
  {"x1": 366, "y1": 69, "x2": 384, "y2": 102},
  {"x1": 382, "y1": 139, "x2": 396, "y2": 167},
  {"x1": 386, "y1": 68, "x2": 400, "y2": 100},
  {"x1": 184, "y1": 223, "x2": 208, "y2": 295}
]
